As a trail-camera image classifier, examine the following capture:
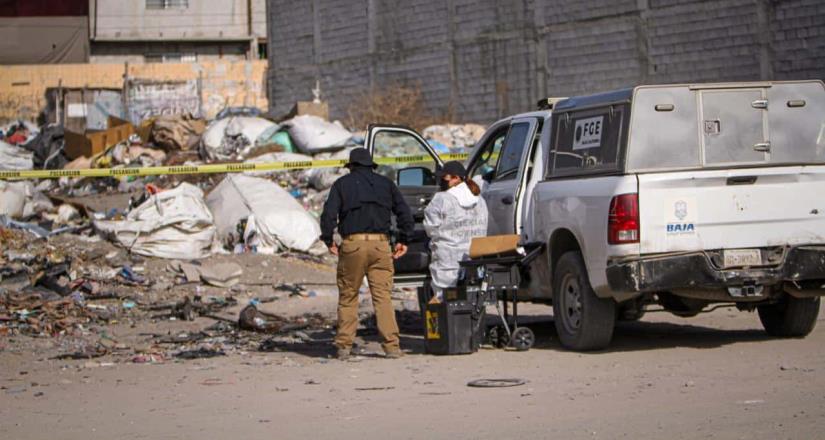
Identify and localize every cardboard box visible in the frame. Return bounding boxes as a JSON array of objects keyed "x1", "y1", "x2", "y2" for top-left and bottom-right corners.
[
  {"x1": 469, "y1": 234, "x2": 521, "y2": 259},
  {"x1": 289, "y1": 101, "x2": 329, "y2": 120},
  {"x1": 64, "y1": 116, "x2": 135, "y2": 159}
]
